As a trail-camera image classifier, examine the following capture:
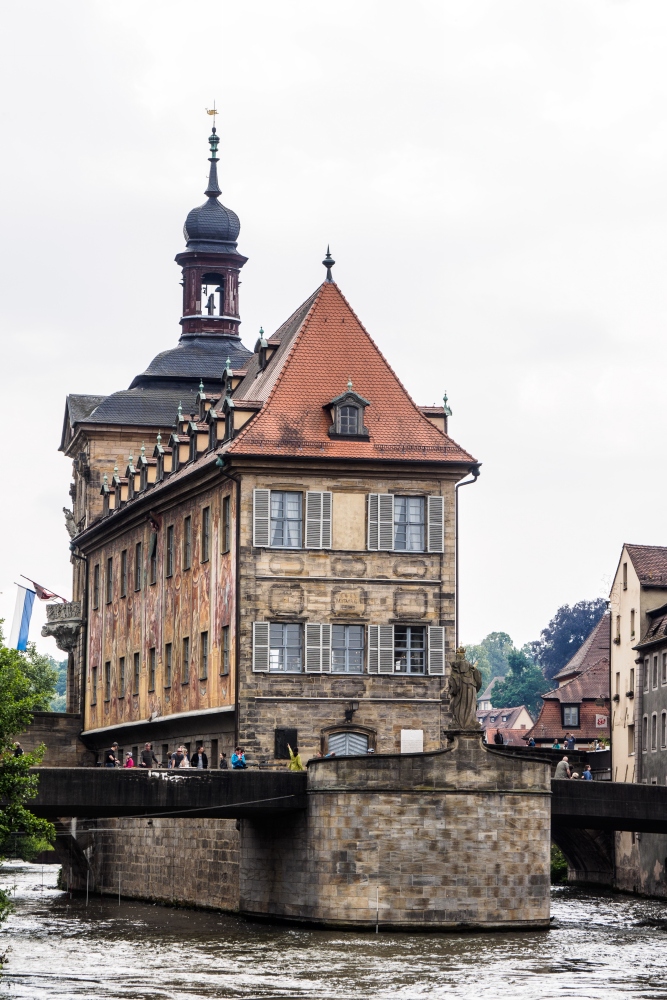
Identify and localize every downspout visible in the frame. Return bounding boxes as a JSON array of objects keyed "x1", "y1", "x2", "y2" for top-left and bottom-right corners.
[
  {"x1": 454, "y1": 464, "x2": 481, "y2": 649},
  {"x1": 70, "y1": 546, "x2": 88, "y2": 722},
  {"x1": 216, "y1": 457, "x2": 241, "y2": 747}
]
